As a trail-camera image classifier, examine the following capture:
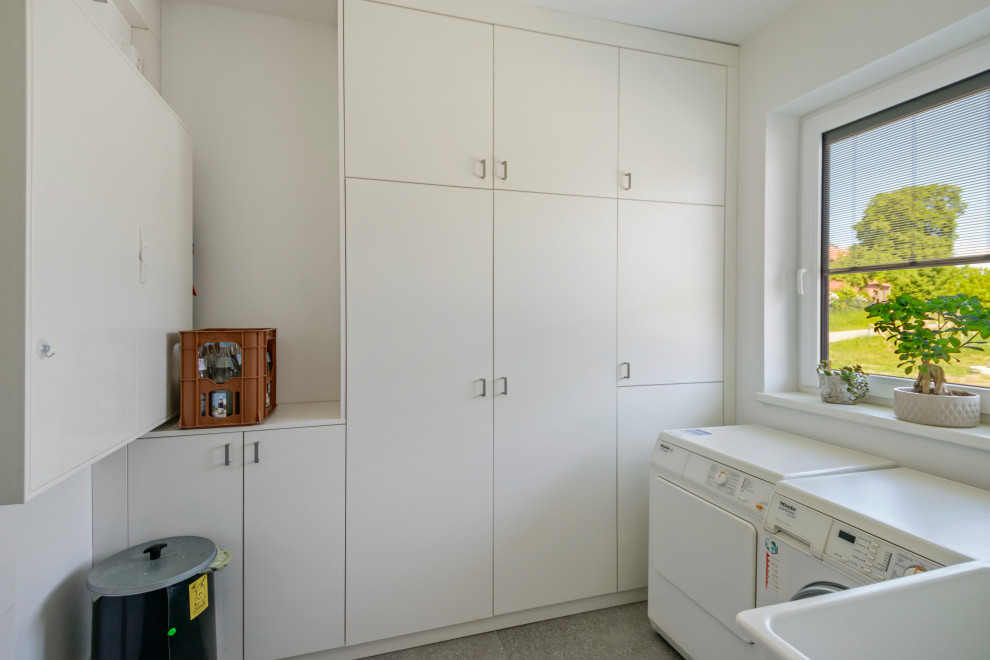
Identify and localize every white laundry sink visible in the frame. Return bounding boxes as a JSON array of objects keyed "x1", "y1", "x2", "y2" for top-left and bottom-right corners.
[{"x1": 736, "y1": 560, "x2": 990, "y2": 660}]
